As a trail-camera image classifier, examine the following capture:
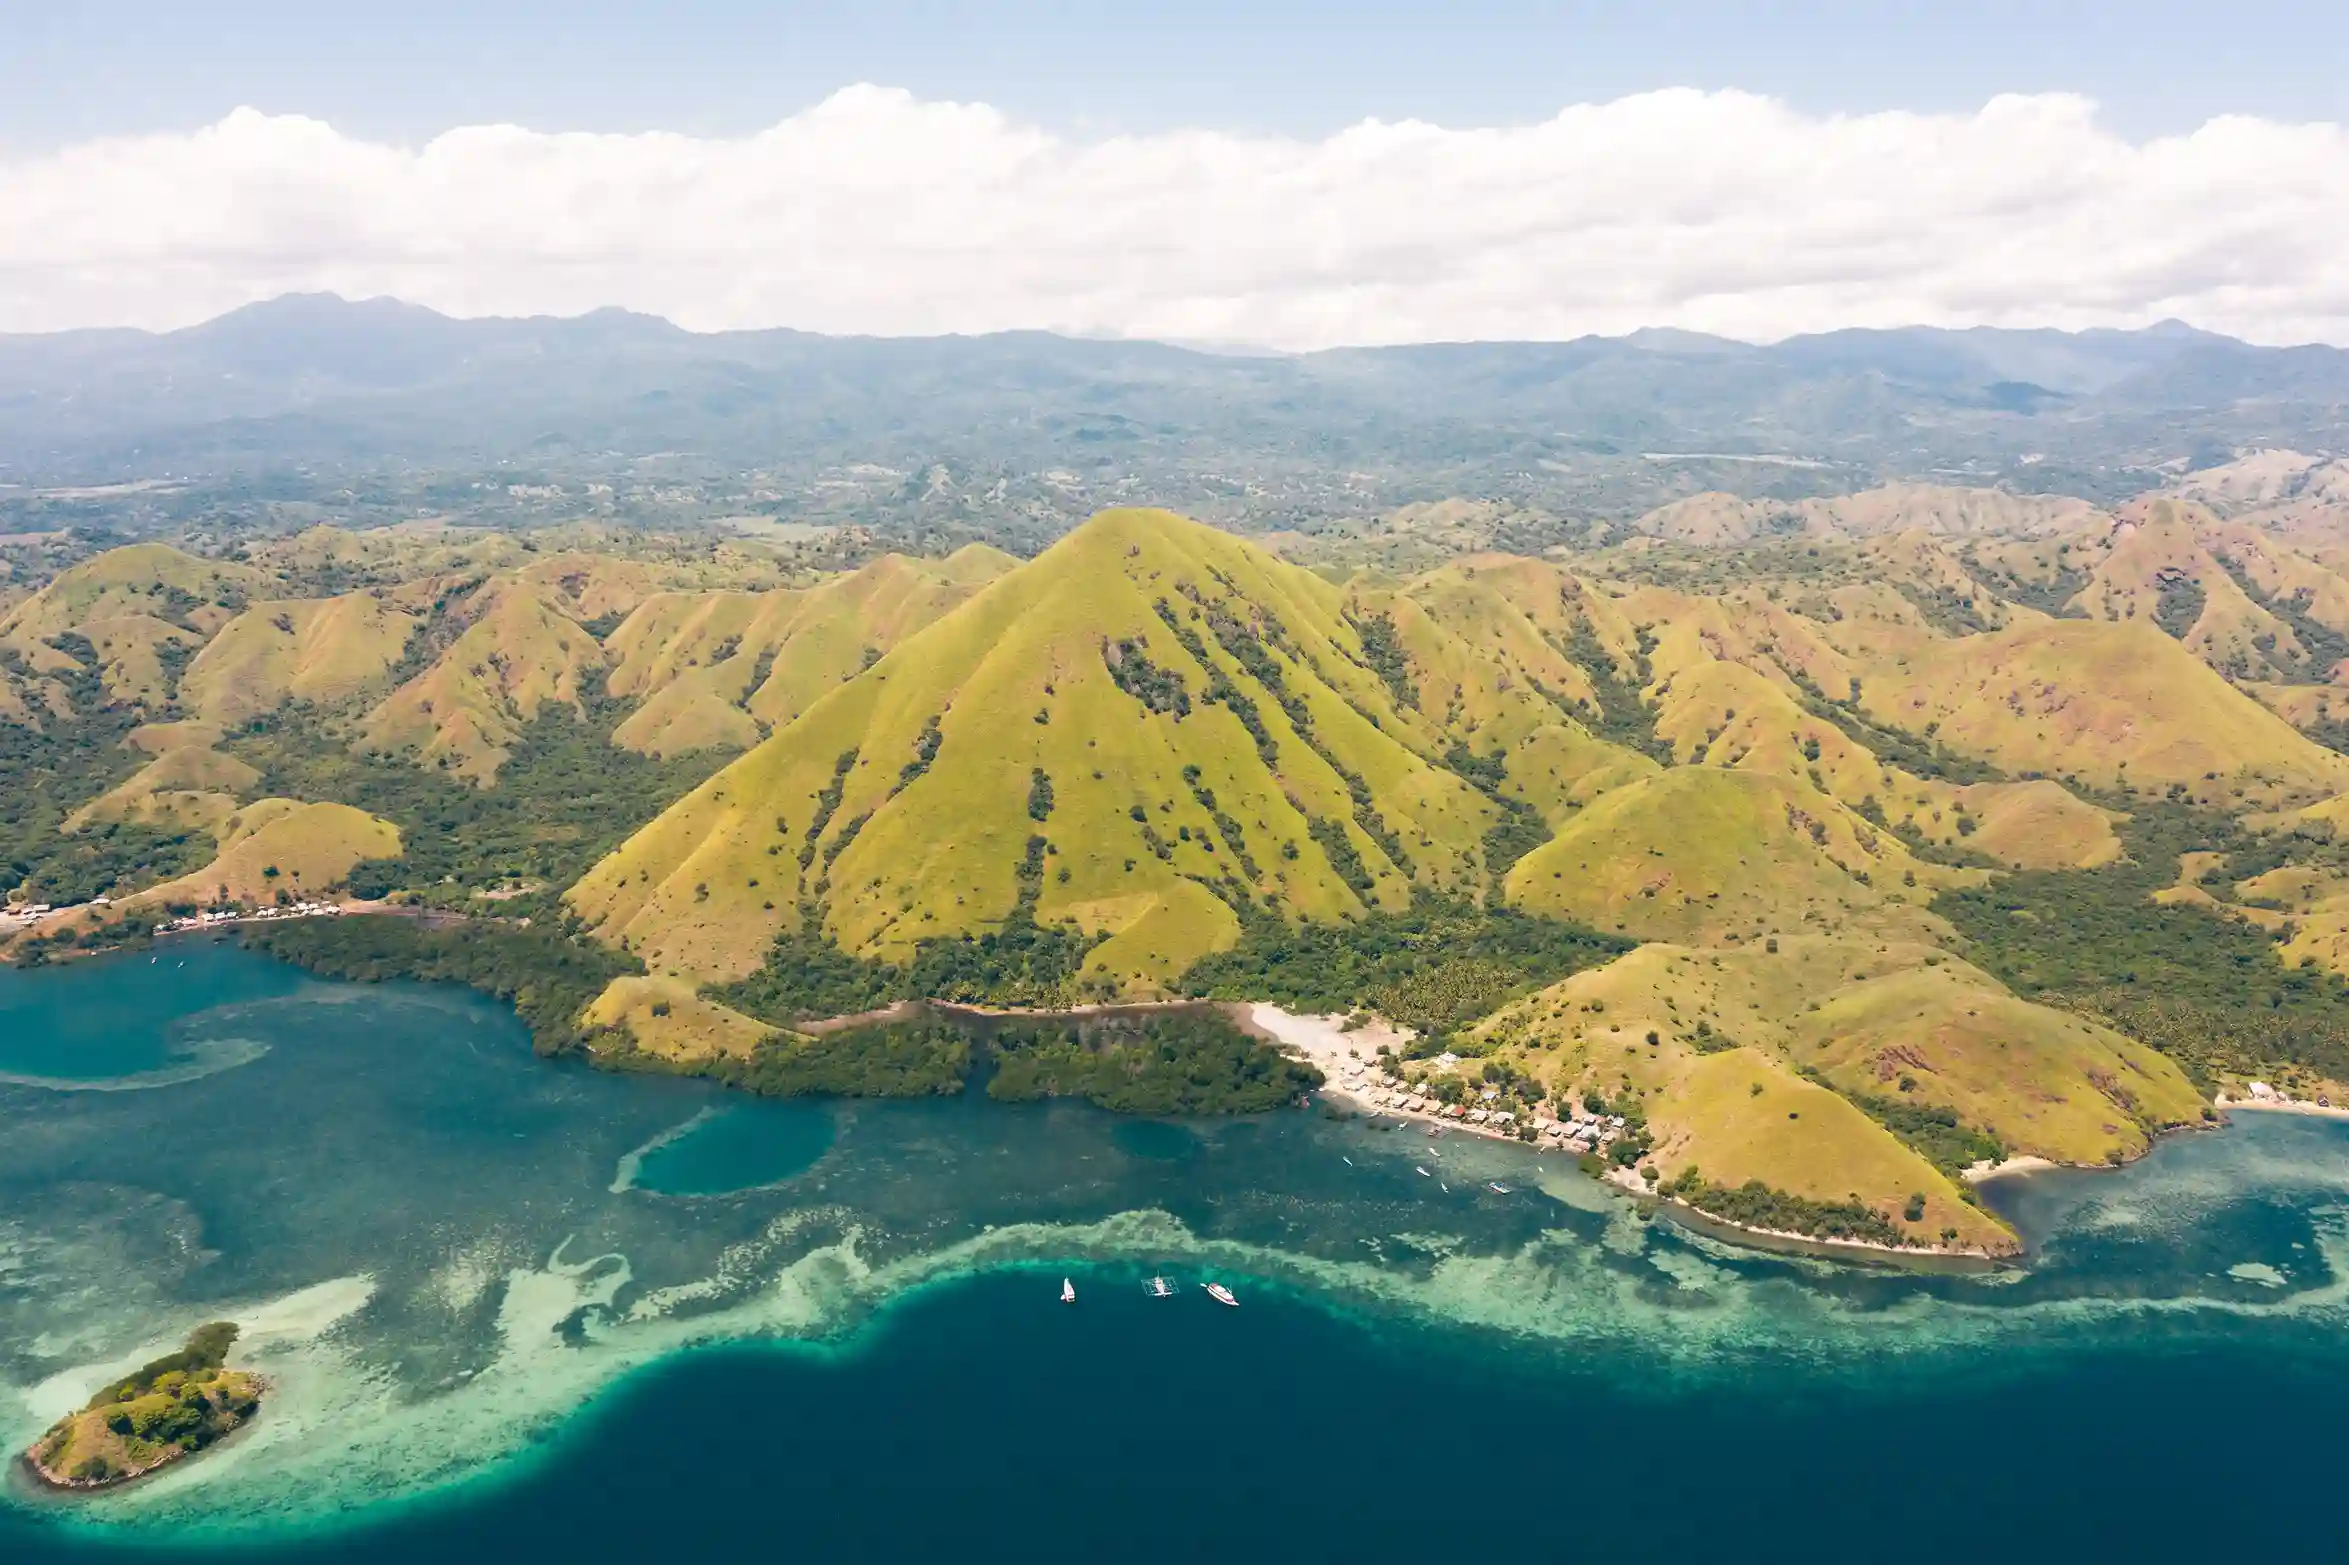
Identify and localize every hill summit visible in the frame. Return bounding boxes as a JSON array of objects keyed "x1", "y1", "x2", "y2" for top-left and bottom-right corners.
[{"x1": 571, "y1": 508, "x2": 1508, "y2": 984}]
